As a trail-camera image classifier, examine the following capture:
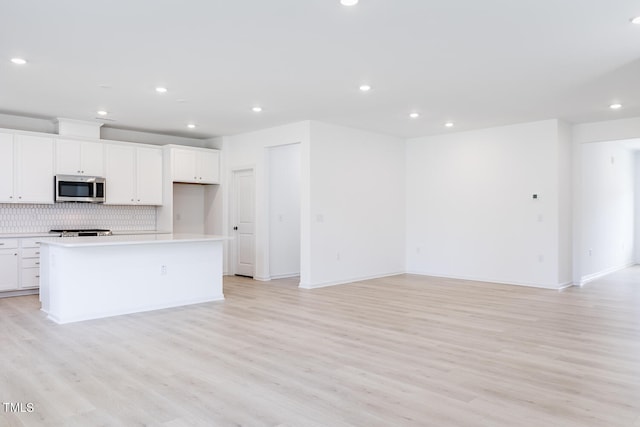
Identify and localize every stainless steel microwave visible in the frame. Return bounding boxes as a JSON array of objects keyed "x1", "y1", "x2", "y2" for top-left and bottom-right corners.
[{"x1": 54, "y1": 175, "x2": 105, "y2": 203}]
